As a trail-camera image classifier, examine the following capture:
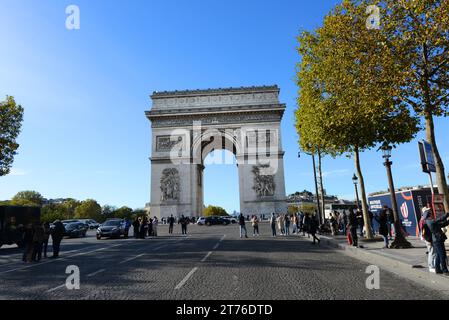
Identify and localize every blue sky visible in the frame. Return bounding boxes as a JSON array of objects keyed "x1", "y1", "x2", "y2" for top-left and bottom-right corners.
[{"x1": 1, "y1": 0, "x2": 448, "y2": 213}]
